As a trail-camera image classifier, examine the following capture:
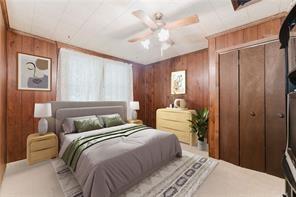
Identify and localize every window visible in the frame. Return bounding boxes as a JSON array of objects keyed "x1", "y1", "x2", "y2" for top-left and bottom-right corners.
[
  {"x1": 57, "y1": 48, "x2": 133, "y2": 106},
  {"x1": 103, "y1": 59, "x2": 133, "y2": 102}
]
